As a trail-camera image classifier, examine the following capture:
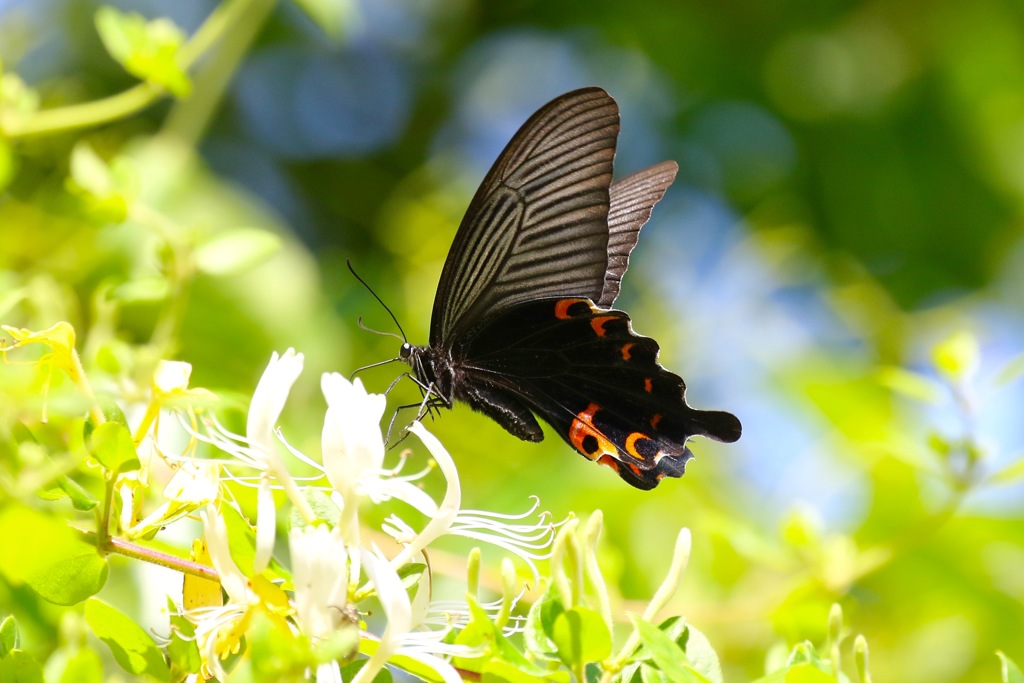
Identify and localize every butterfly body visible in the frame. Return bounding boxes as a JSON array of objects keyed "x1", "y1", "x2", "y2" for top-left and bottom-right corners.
[{"x1": 401, "y1": 87, "x2": 740, "y2": 489}]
